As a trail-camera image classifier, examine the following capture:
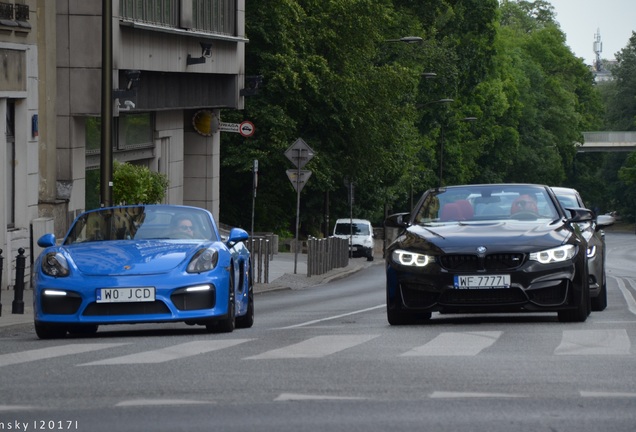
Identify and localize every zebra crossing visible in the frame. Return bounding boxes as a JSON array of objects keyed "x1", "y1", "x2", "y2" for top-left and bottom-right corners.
[{"x1": 0, "y1": 328, "x2": 633, "y2": 368}]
